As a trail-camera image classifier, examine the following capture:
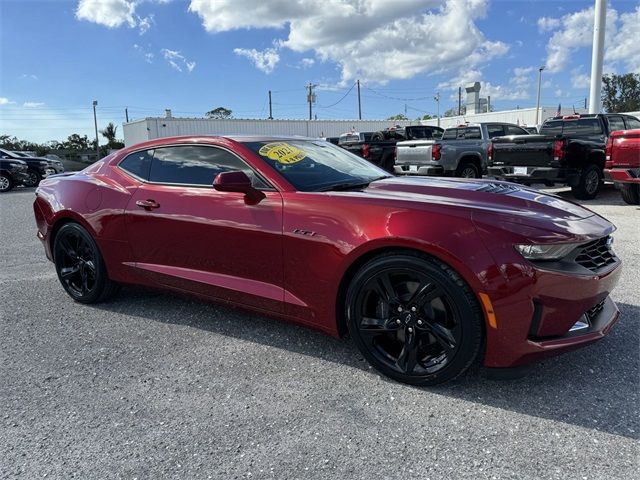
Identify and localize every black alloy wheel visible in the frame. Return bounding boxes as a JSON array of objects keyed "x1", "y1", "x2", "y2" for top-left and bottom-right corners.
[
  {"x1": 0, "y1": 173, "x2": 13, "y2": 192},
  {"x1": 346, "y1": 253, "x2": 483, "y2": 386},
  {"x1": 572, "y1": 164, "x2": 602, "y2": 200},
  {"x1": 24, "y1": 169, "x2": 41, "y2": 188},
  {"x1": 53, "y1": 223, "x2": 118, "y2": 303},
  {"x1": 619, "y1": 183, "x2": 639, "y2": 205}
]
